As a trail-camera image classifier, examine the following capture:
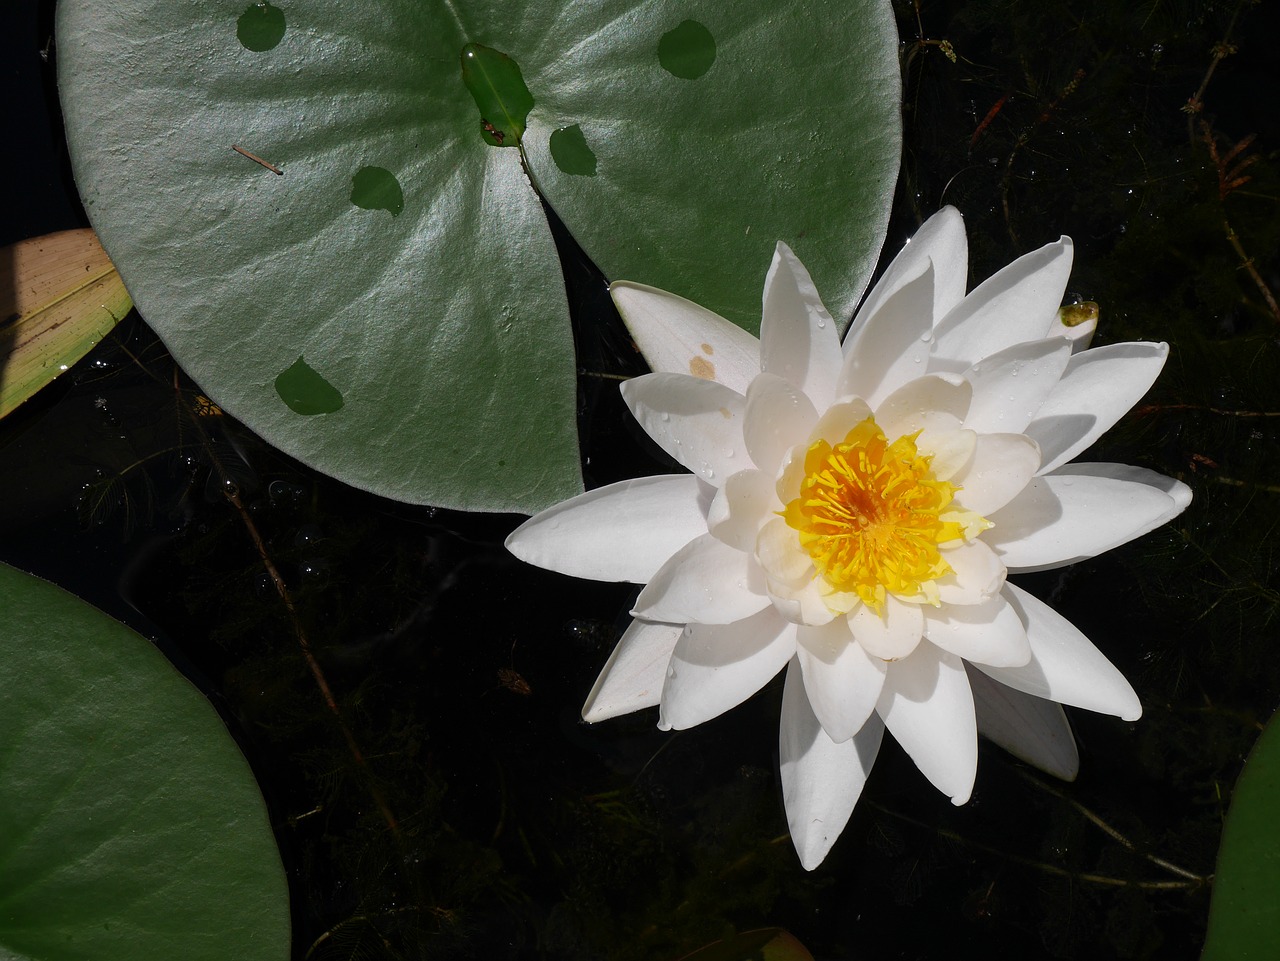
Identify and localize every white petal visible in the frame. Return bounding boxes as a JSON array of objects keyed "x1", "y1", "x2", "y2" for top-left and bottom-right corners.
[
  {"x1": 978, "y1": 583, "x2": 1141, "y2": 721},
  {"x1": 769, "y1": 577, "x2": 842, "y2": 627},
  {"x1": 1066, "y1": 462, "x2": 1192, "y2": 526},
  {"x1": 633, "y1": 533, "x2": 769, "y2": 624},
  {"x1": 659, "y1": 608, "x2": 797, "y2": 730},
  {"x1": 611, "y1": 281, "x2": 760, "y2": 393},
  {"x1": 986, "y1": 469, "x2": 1182, "y2": 572},
  {"x1": 797, "y1": 619, "x2": 887, "y2": 742},
  {"x1": 923, "y1": 594, "x2": 1030, "y2": 667},
  {"x1": 839, "y1": 263, "x2": 936, "y2": 409},
  {"x1": 810, "y1": 397, "x2": 875, "y2": 446},
  {"x1": 506, "y1": 474, "x2": 706, "y2": 583},
  {"x1": 849, "y1": 206, "x2": 969, "y2": 338},
  {"x1": 920, "y1": 428, "x2": 977, "y2": 481},
  {"x1": 930, "y1": 237, "x2": 1074, "y2": 372},
  {"x1": 1025, "y1": 342, "x2": 1169, "y2": 474},
  {"x1": 873, "y1": 373, "x2": 972, "y2": 441},
  {"x1": 755, "y1": 516, "x2": 812, "y2": 589},
  {"x1": 582, "y1": 620, "x2": 683, "y2": 722},
  {"x1": 949, "y1": 433, "x2": 1040, "y2": 515},
  {"x1": 849, "y1": 597, "x2": 925, "y2": 661},
  {"x1": 935, "y1": 539, "x2": 1006, "y2": 605},
  {"x1": 780, "y1": 659, "x2": 885, "y2": 870},
  {"x1": 966, "y1": 664, "x2": 1079, "y2": 780},
  {"x1": 707, "y1": 469, "x2": 778, "y2": 552},
  {"x1": 760, "y1": 243, "x2": 843, "y2": 409},
  {"x1": 743, "y1": 372, "x2": 819, "y2": 475},
  {"x1": 876, "y1": 643, "x2": 978, "y2": 804},
  {"x1": 621, "y1": 372, "x2": 752, "y2": 483},
  {"x1": 962, "y1": 338, "x2": 1072, "y2": 434}
]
